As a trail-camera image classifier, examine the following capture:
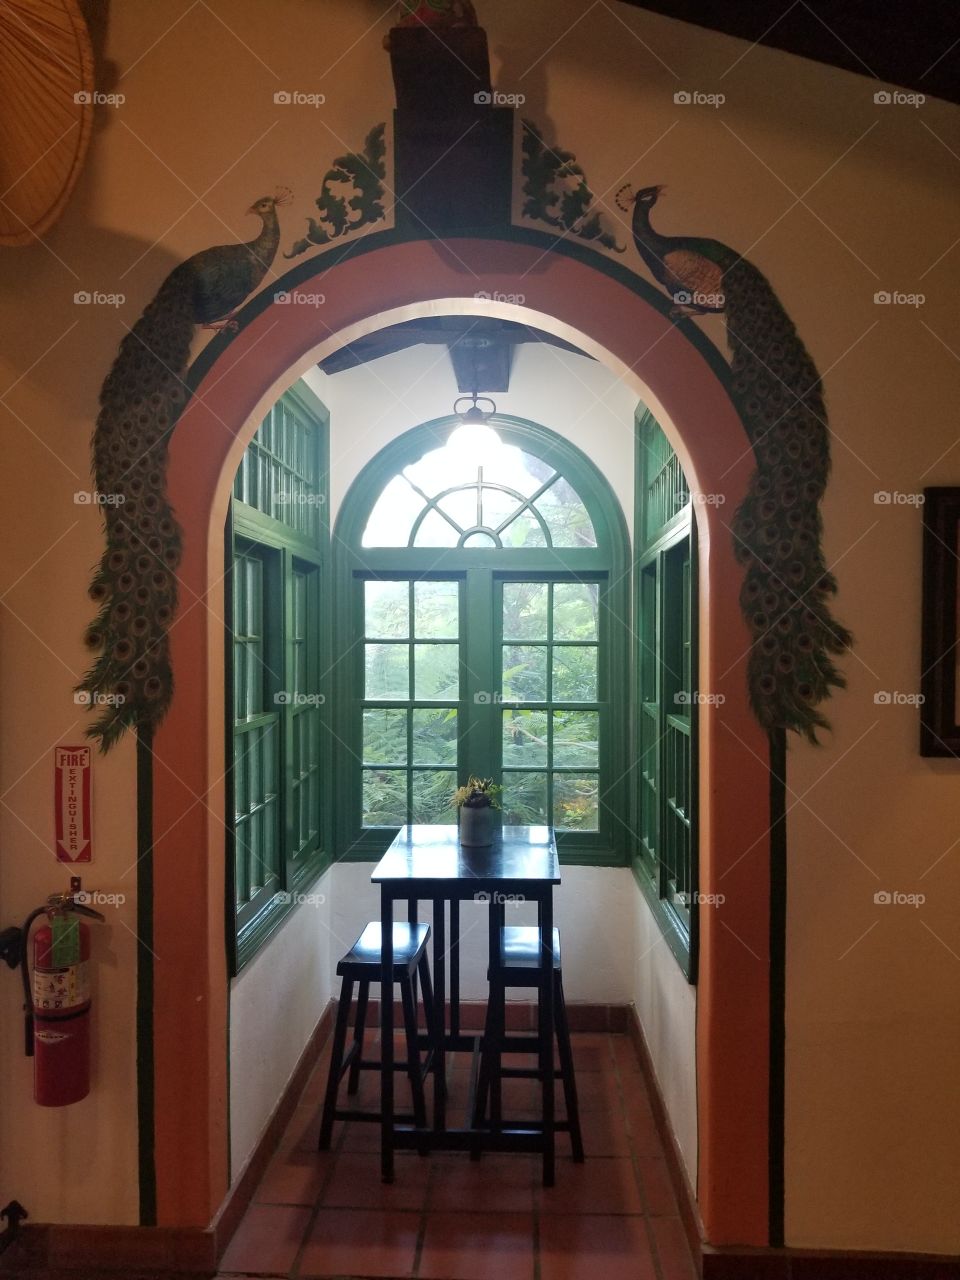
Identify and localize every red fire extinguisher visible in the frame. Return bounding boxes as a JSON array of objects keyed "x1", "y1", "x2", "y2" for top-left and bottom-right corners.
[{"x1": 20, "y1": 877, "x2": 104, "y2": 1107}]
